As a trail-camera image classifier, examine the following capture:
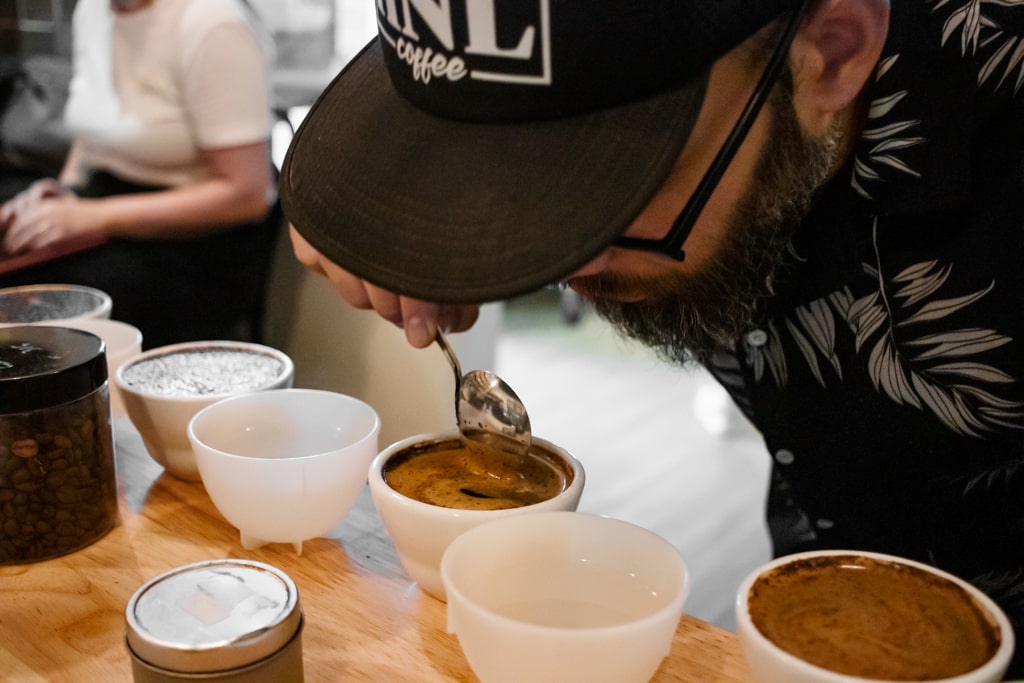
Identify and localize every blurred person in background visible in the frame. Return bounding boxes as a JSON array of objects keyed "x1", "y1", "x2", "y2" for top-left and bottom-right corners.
[{"x1": 0, "y1": 0, "x2": 278, "y2": 348}]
